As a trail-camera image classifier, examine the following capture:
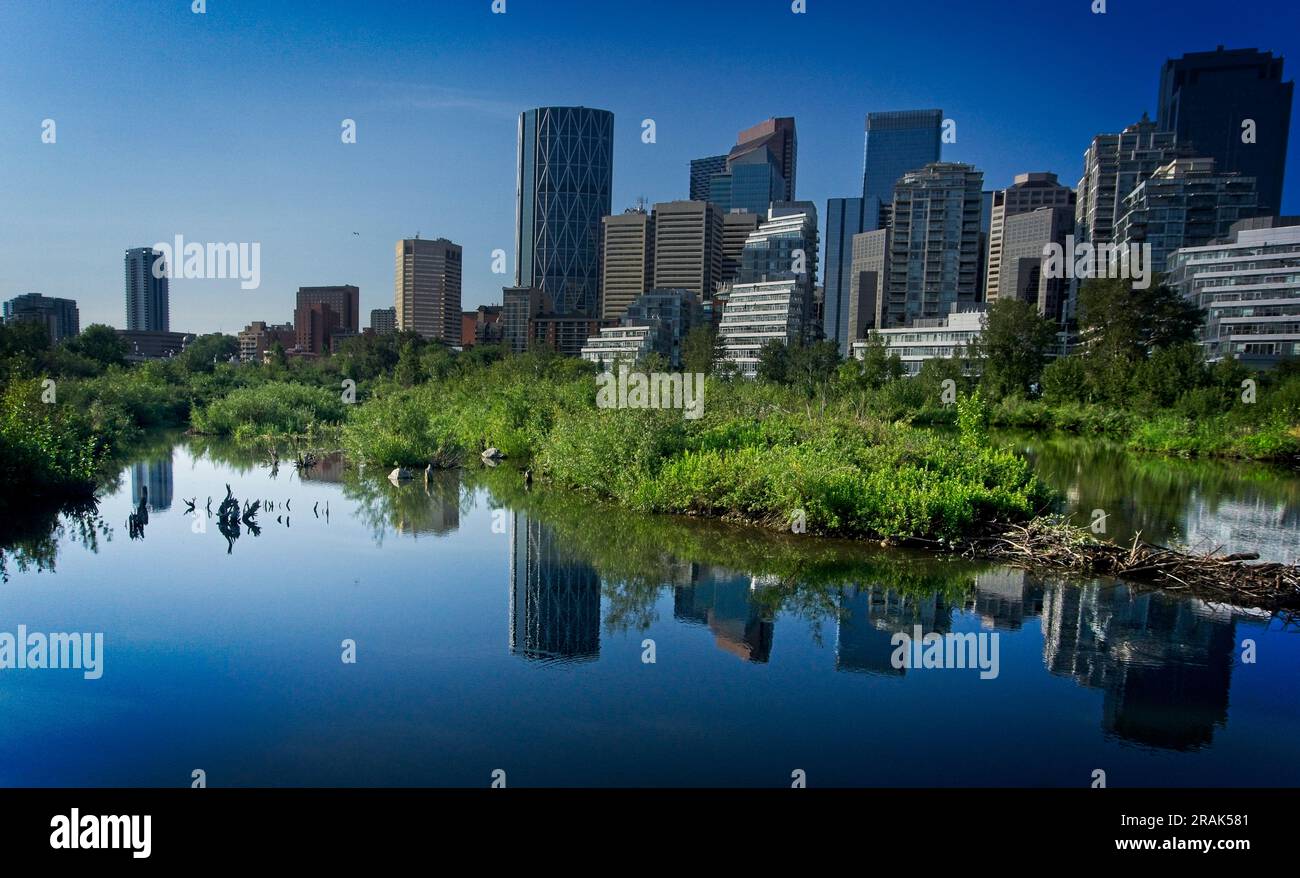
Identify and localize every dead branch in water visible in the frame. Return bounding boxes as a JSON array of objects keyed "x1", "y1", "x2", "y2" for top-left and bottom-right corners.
[{"x1": 963, "y1": 516, "x2": 1300, "y2": 610}]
